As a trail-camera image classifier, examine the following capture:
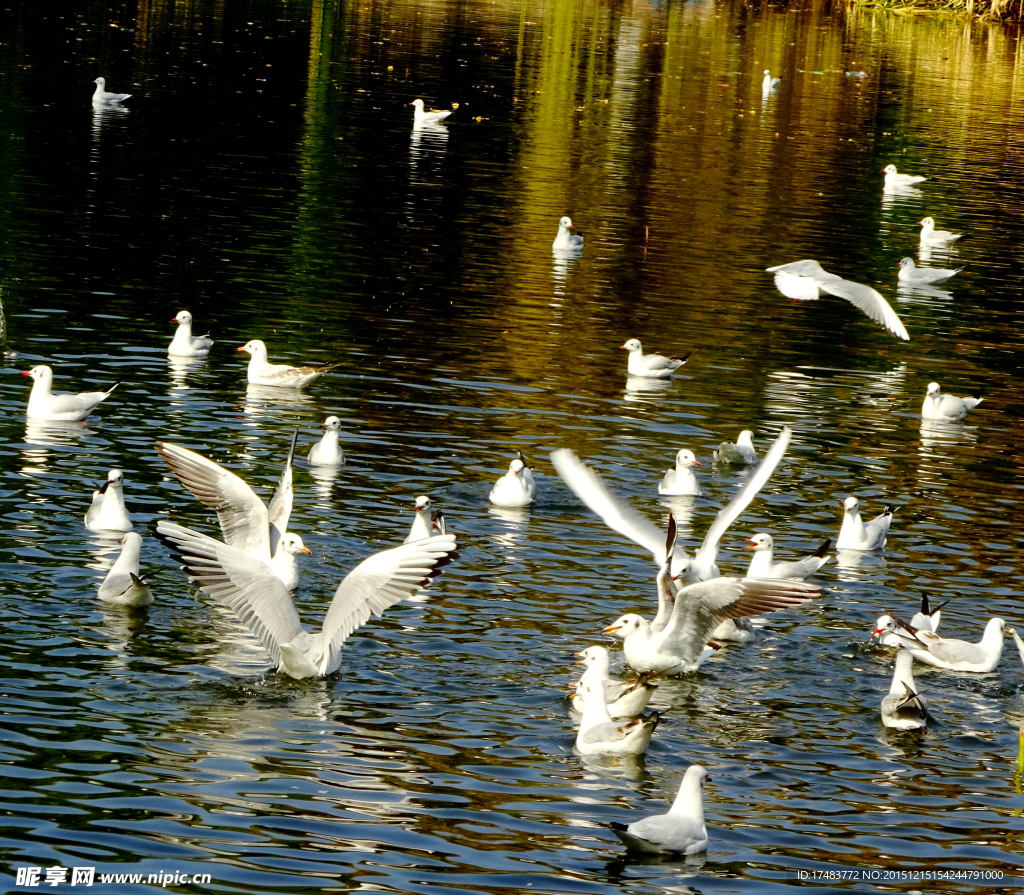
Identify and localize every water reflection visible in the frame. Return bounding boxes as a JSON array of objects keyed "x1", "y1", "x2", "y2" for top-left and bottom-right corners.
[
  {"x1": 896, "y1": 281, "x2": 955, "y2": 307},
  {"x1": 23, "y1": 419, "x2": 93, "y2": 453},
  {"x1": 624, "y1": 375, "x2": 674, "y2": 403},
  {"x1": 242, "y1": 382, "x2": 315, "y2": 416},
  {"x1": 167, "y1": 355, "x2": 206, "y2": 389}
]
